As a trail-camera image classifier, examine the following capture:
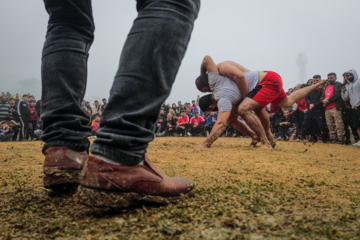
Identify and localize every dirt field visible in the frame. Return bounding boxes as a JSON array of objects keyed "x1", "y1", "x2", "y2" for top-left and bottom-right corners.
[{"x1": 1, "y1": 137, "x2": 360, "y2": 239}]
